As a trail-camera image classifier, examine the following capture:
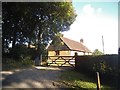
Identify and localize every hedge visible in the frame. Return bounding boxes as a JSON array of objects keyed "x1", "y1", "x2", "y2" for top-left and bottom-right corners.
[{"x1": 75, "y1": 55, "x2": 119, "y2": 87}]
